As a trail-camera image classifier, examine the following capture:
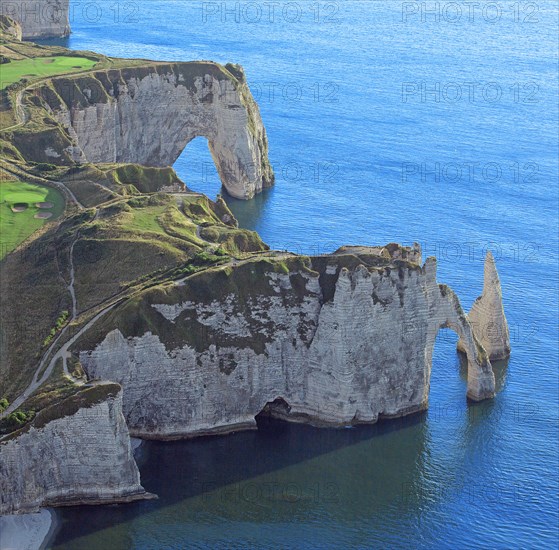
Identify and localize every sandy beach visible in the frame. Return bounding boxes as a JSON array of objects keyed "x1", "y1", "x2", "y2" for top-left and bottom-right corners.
[{"x1": 0, "y1": 509, "x2": 55, "y2": 550}]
